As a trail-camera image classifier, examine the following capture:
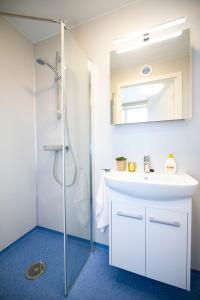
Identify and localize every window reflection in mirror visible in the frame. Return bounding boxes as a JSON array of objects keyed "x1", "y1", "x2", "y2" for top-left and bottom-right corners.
[{"x1": 110, "y1": 29, "x2": 191, "y2": 124}]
